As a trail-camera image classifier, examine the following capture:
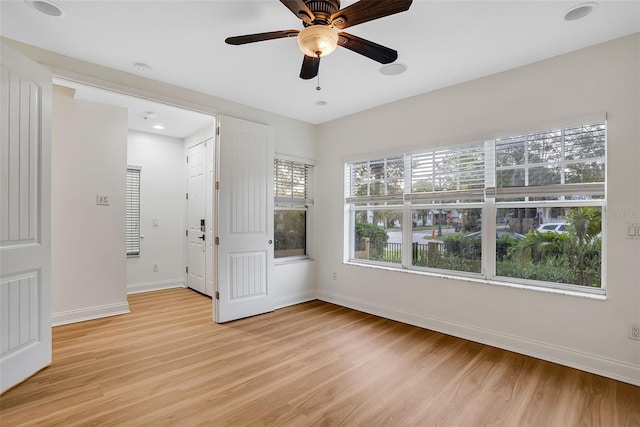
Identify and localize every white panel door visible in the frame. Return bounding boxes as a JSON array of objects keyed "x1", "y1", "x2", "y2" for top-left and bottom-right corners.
[
  {"x1": 215, "y1": 115, "x2": 274, "y2": 323},
  {"x1": 0, "y1": 44, "x2": 52, "y2": 393},
  {"x1": 187, "y1": 142, "x2": 207, "y2": 295}
]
